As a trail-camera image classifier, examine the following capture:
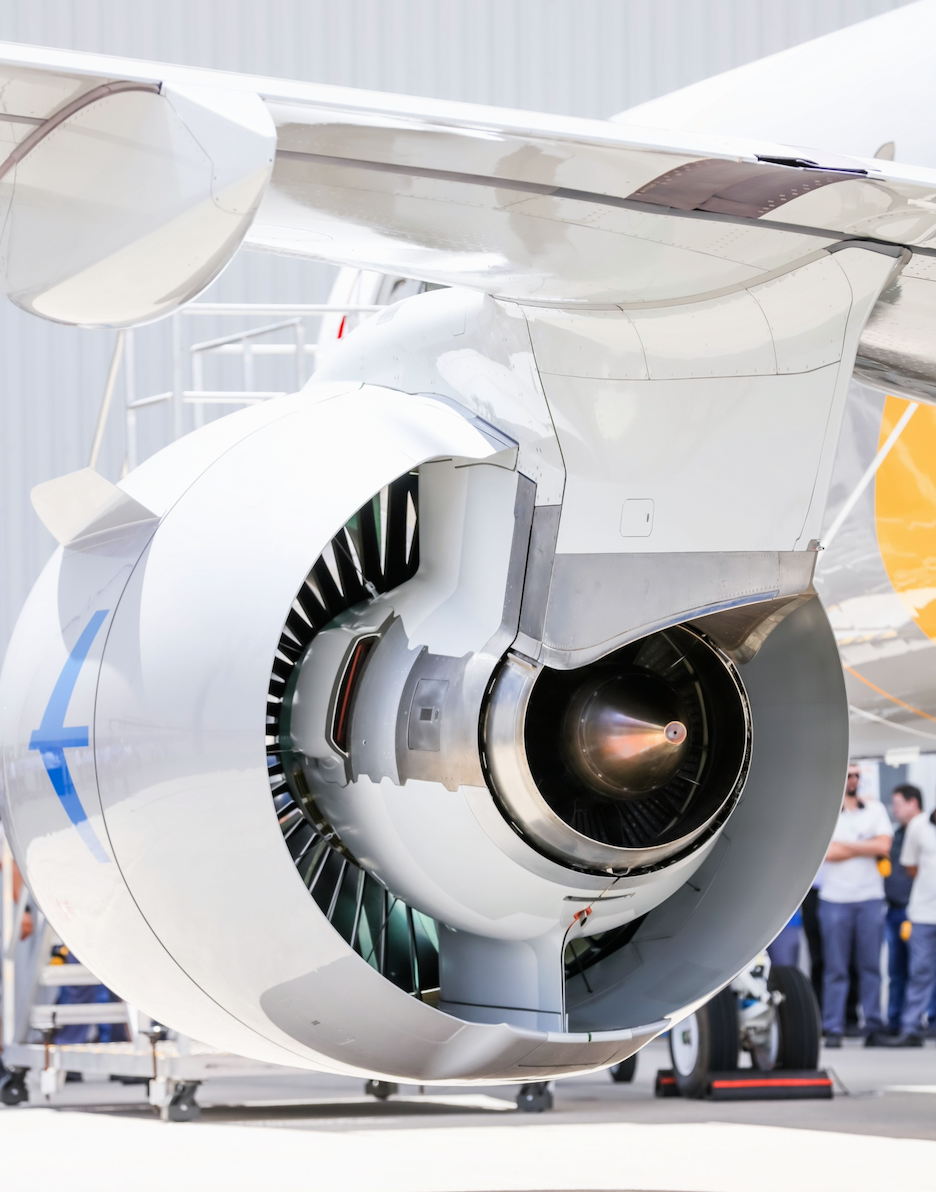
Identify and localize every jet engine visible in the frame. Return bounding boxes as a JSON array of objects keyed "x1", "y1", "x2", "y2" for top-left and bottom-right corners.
[
  {"x1": 0, "y1": 283, "x2": 856, "y2": 1083},
  {"x1": 1, "y1": 30, "x2": 920, "y2": 1083}
]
